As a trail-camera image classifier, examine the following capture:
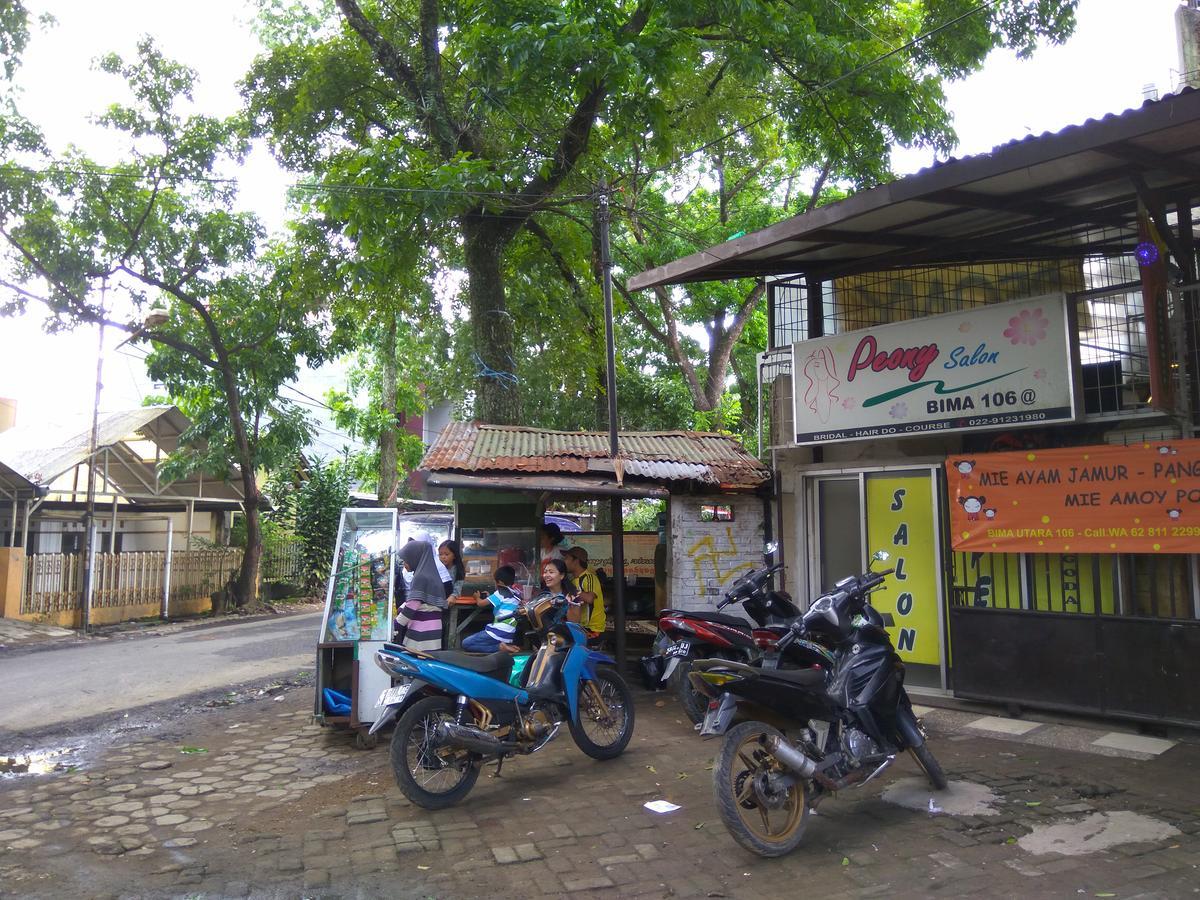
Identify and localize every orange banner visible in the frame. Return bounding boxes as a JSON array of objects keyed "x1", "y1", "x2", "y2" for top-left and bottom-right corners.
[{"x1": 946, "y1": 440, "x2": 1200, "y2": 554}]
